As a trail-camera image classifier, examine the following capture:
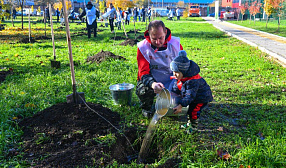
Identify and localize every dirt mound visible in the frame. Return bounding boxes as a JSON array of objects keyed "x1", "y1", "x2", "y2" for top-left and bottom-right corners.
[
  {"x1": 35, "y1": 36, "x2": 51, "y2": 40},
  {"x1": 18, "y1": 102, "x2": 141, "y2": 167},
  {"x1": 18, "y1": 38, "x2": 37, "y2": 43},
  {"x1": 110, "y1": 36, "x2": 125, "y2": 40},
  {"x1": 0, "y1": 69, "x2": 12, "y2": 83},
  {"x1": 127, "y1": 29, "x2": 141, "y2": 34},
  {"x1": 119, "y1": 38, "x2": 139, "y2": 46},
  {"x1": 86, "y1": 50, "x2": 126, "y2": 63}
]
